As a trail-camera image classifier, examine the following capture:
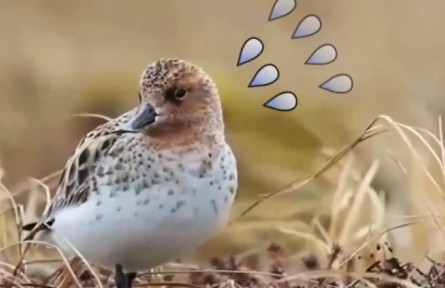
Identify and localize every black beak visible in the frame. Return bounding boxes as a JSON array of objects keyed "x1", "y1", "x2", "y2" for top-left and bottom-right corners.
[
  {"x1": 118, "y1": 103, "x2": 157, "y2": 133},
  {"x1": 131, "y1": 103, "x2": 157, "y2": 130}
]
